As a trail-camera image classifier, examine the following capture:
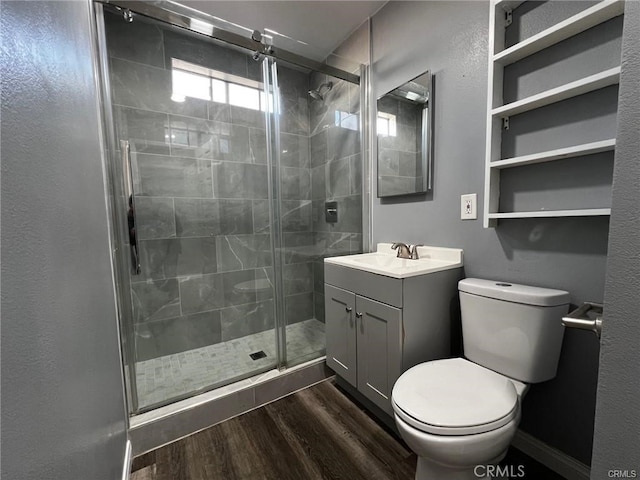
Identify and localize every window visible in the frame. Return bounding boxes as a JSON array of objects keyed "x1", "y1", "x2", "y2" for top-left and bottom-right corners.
[
  {"x1": 377, "y1": 112, "x2": 397, "y2": 137},
  {"x1": 170, "y1": 58, "x2": 273, "y2": 112}
]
